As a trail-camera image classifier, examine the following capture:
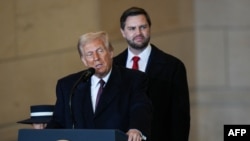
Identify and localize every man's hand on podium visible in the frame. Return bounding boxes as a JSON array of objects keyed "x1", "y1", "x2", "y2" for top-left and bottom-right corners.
[
  {"x1": 32, "y1": 123, "x2": 47, "y2": 129},
  {"x1": 126, "y1": 129, "x2": 146, "y2": 141}
]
